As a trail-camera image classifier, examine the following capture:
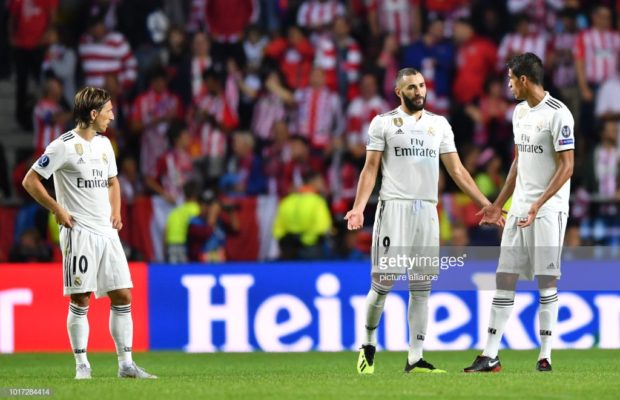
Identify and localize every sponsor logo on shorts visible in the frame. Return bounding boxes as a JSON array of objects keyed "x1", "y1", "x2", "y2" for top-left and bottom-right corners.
[{"x1": 547, "y1": 263, "x2": 555, "y2": 270}]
